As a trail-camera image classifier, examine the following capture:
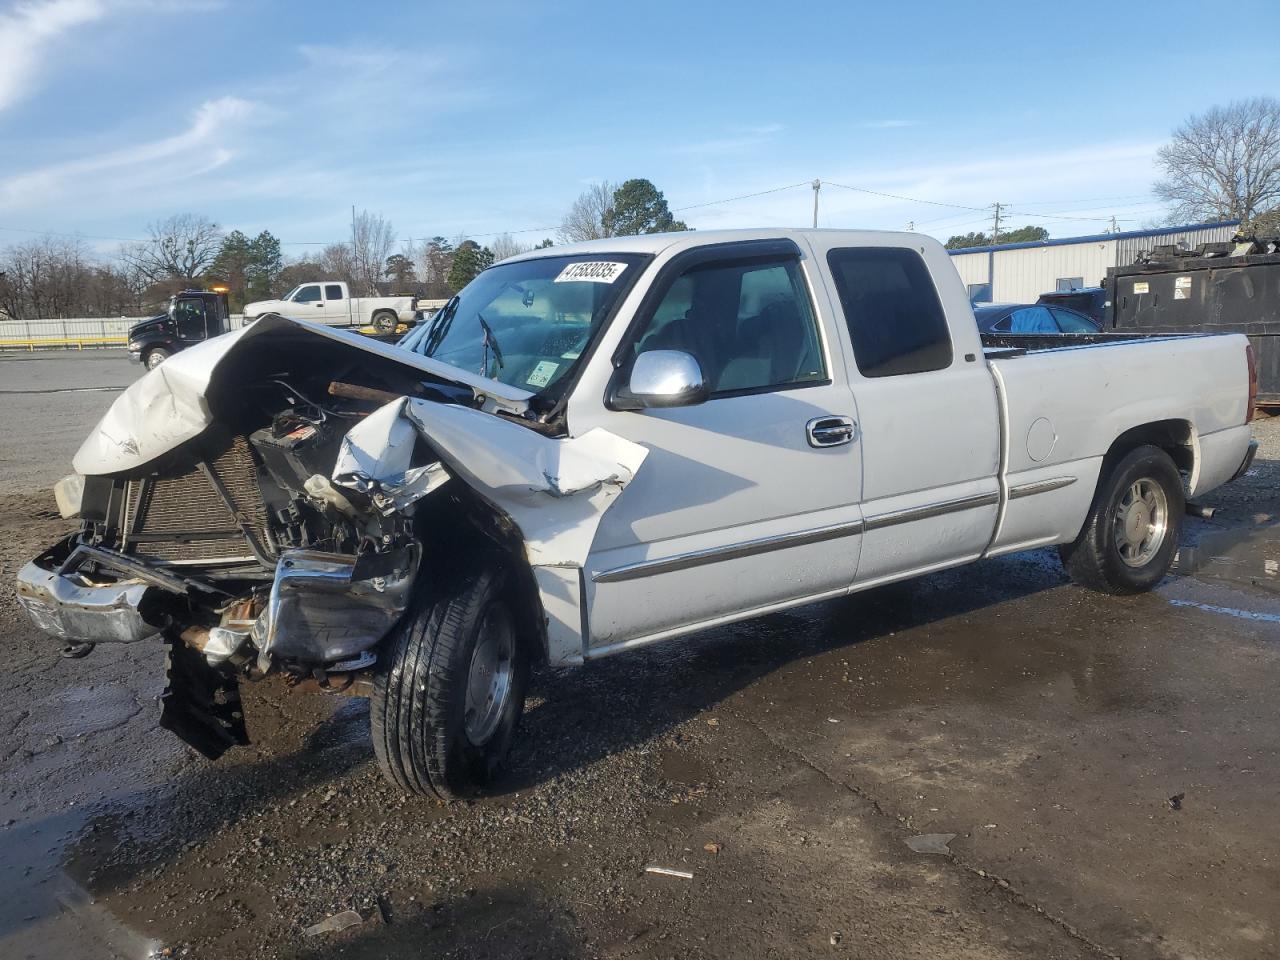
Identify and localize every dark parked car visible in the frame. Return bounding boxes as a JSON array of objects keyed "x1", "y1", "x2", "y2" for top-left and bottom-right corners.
[
  {"x1": 973, "y1": 303, "x2": 1101, "y2": 335},
  {"x1": 1036, "y1": 287, "x2": 1109, "y2": 325}
]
